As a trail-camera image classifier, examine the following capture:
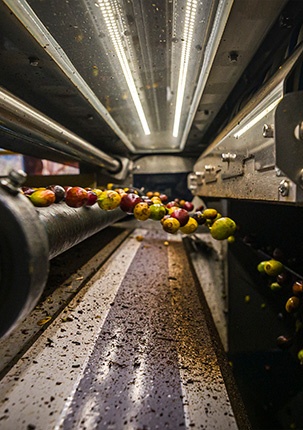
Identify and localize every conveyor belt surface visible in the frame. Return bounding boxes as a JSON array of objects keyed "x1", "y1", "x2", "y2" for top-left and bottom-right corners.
[{"x1": 0, "y1": 227, "x2": 247, "y2": 429}]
